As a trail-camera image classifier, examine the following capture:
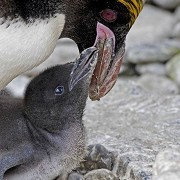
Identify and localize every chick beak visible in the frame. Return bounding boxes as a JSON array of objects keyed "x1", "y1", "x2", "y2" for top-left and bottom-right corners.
[
  {"x1": 89, "y1": 22, "x2": 125, "y2": 101},
  {"x1": 69, "y1": 47, "x2": 98, "y2": 91}
]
